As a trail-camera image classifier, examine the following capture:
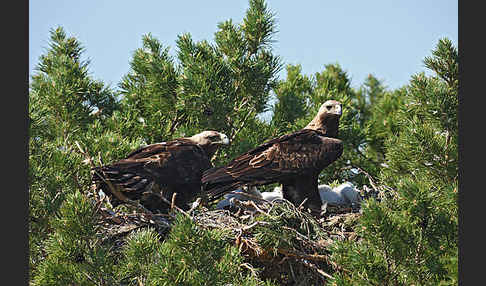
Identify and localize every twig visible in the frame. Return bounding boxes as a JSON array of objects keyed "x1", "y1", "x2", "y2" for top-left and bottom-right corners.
[
  {"x1": 230, "y1": 199, "x2": 267, "y2": 216},
  {"x1": 240, "y1": 221, "x2": 270, "y2": 232},
  {"x1": 297, "y1": 198, "x2": 308, "y2": 209},
  {"x1": 288, "y1": 261, "x2": 296, "y2": 283},
  {"x1": 238, "y1": 236, "x2": 265, "y2": 256},
  {"x1": 229, "y1": 106, "x2": 254, "y2": 143},
  {"x1": 188, "y1": 198, "x2": 202, "y2": 214},
  {"x1": 353, "y1": 165, "x2": 380, "y2": 194},
  {"x1": 248, "y1": 200, "x2": 269, "y2": 215},
  {"x1": 302, "y1": 259, "x2": 335, "y2": 281},
  {"x1": 277, "y1": 248, "x2": 330, "y2": 263},
  {"x1": 278, "y1": 247, "x2": 350, "y2": 274},
  {"x1": 154, "y1": 192, "x2": 191, "y2": 218},
  {"x1": 281, "y1": 226, "x2": 313, "y2": 243},
  {"x1": 265, "y1": 197, "x2": 295, "y2": 216},
  {"x1": 240, "y1": 262, "x2": 259, "y2": 278},
  {"x1": 170, "y1": 193, "x2": 177, "y2": 213},
  {"x1": 74, "y1": 141, "x2": 100, "y2": 198},
  {"x1": 82, "y1": 272, "x2": 98, "y2": 285},
  {"x1": 278, "y1": 256, "x2": 289, "y2": 265}
]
